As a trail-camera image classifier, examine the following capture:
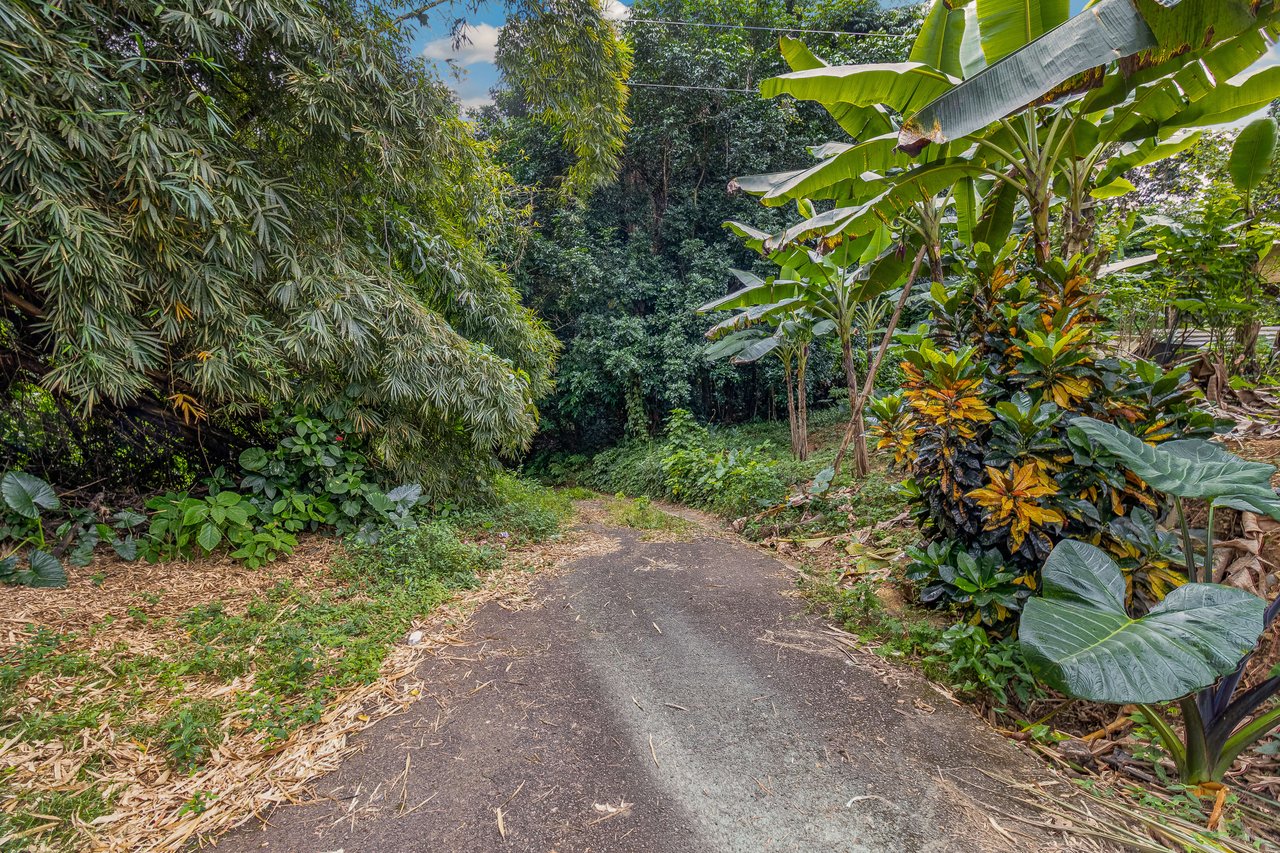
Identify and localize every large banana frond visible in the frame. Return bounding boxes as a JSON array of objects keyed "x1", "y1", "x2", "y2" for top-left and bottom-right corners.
[{"x1": 900, "y1": 0, "x2": 1280, "y2": 155}]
